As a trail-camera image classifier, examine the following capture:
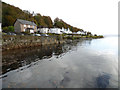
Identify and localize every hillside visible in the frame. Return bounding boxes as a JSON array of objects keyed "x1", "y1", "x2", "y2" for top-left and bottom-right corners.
[
  {"x1": 54, "y1": 17, "x2": 83, "y2": 32},
  {"x1": 2, "y1": 2, "x2": 85, "y2": 32},
  {"x1": 2, "y1": 2, "x2": 53, "y2": 28}
]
